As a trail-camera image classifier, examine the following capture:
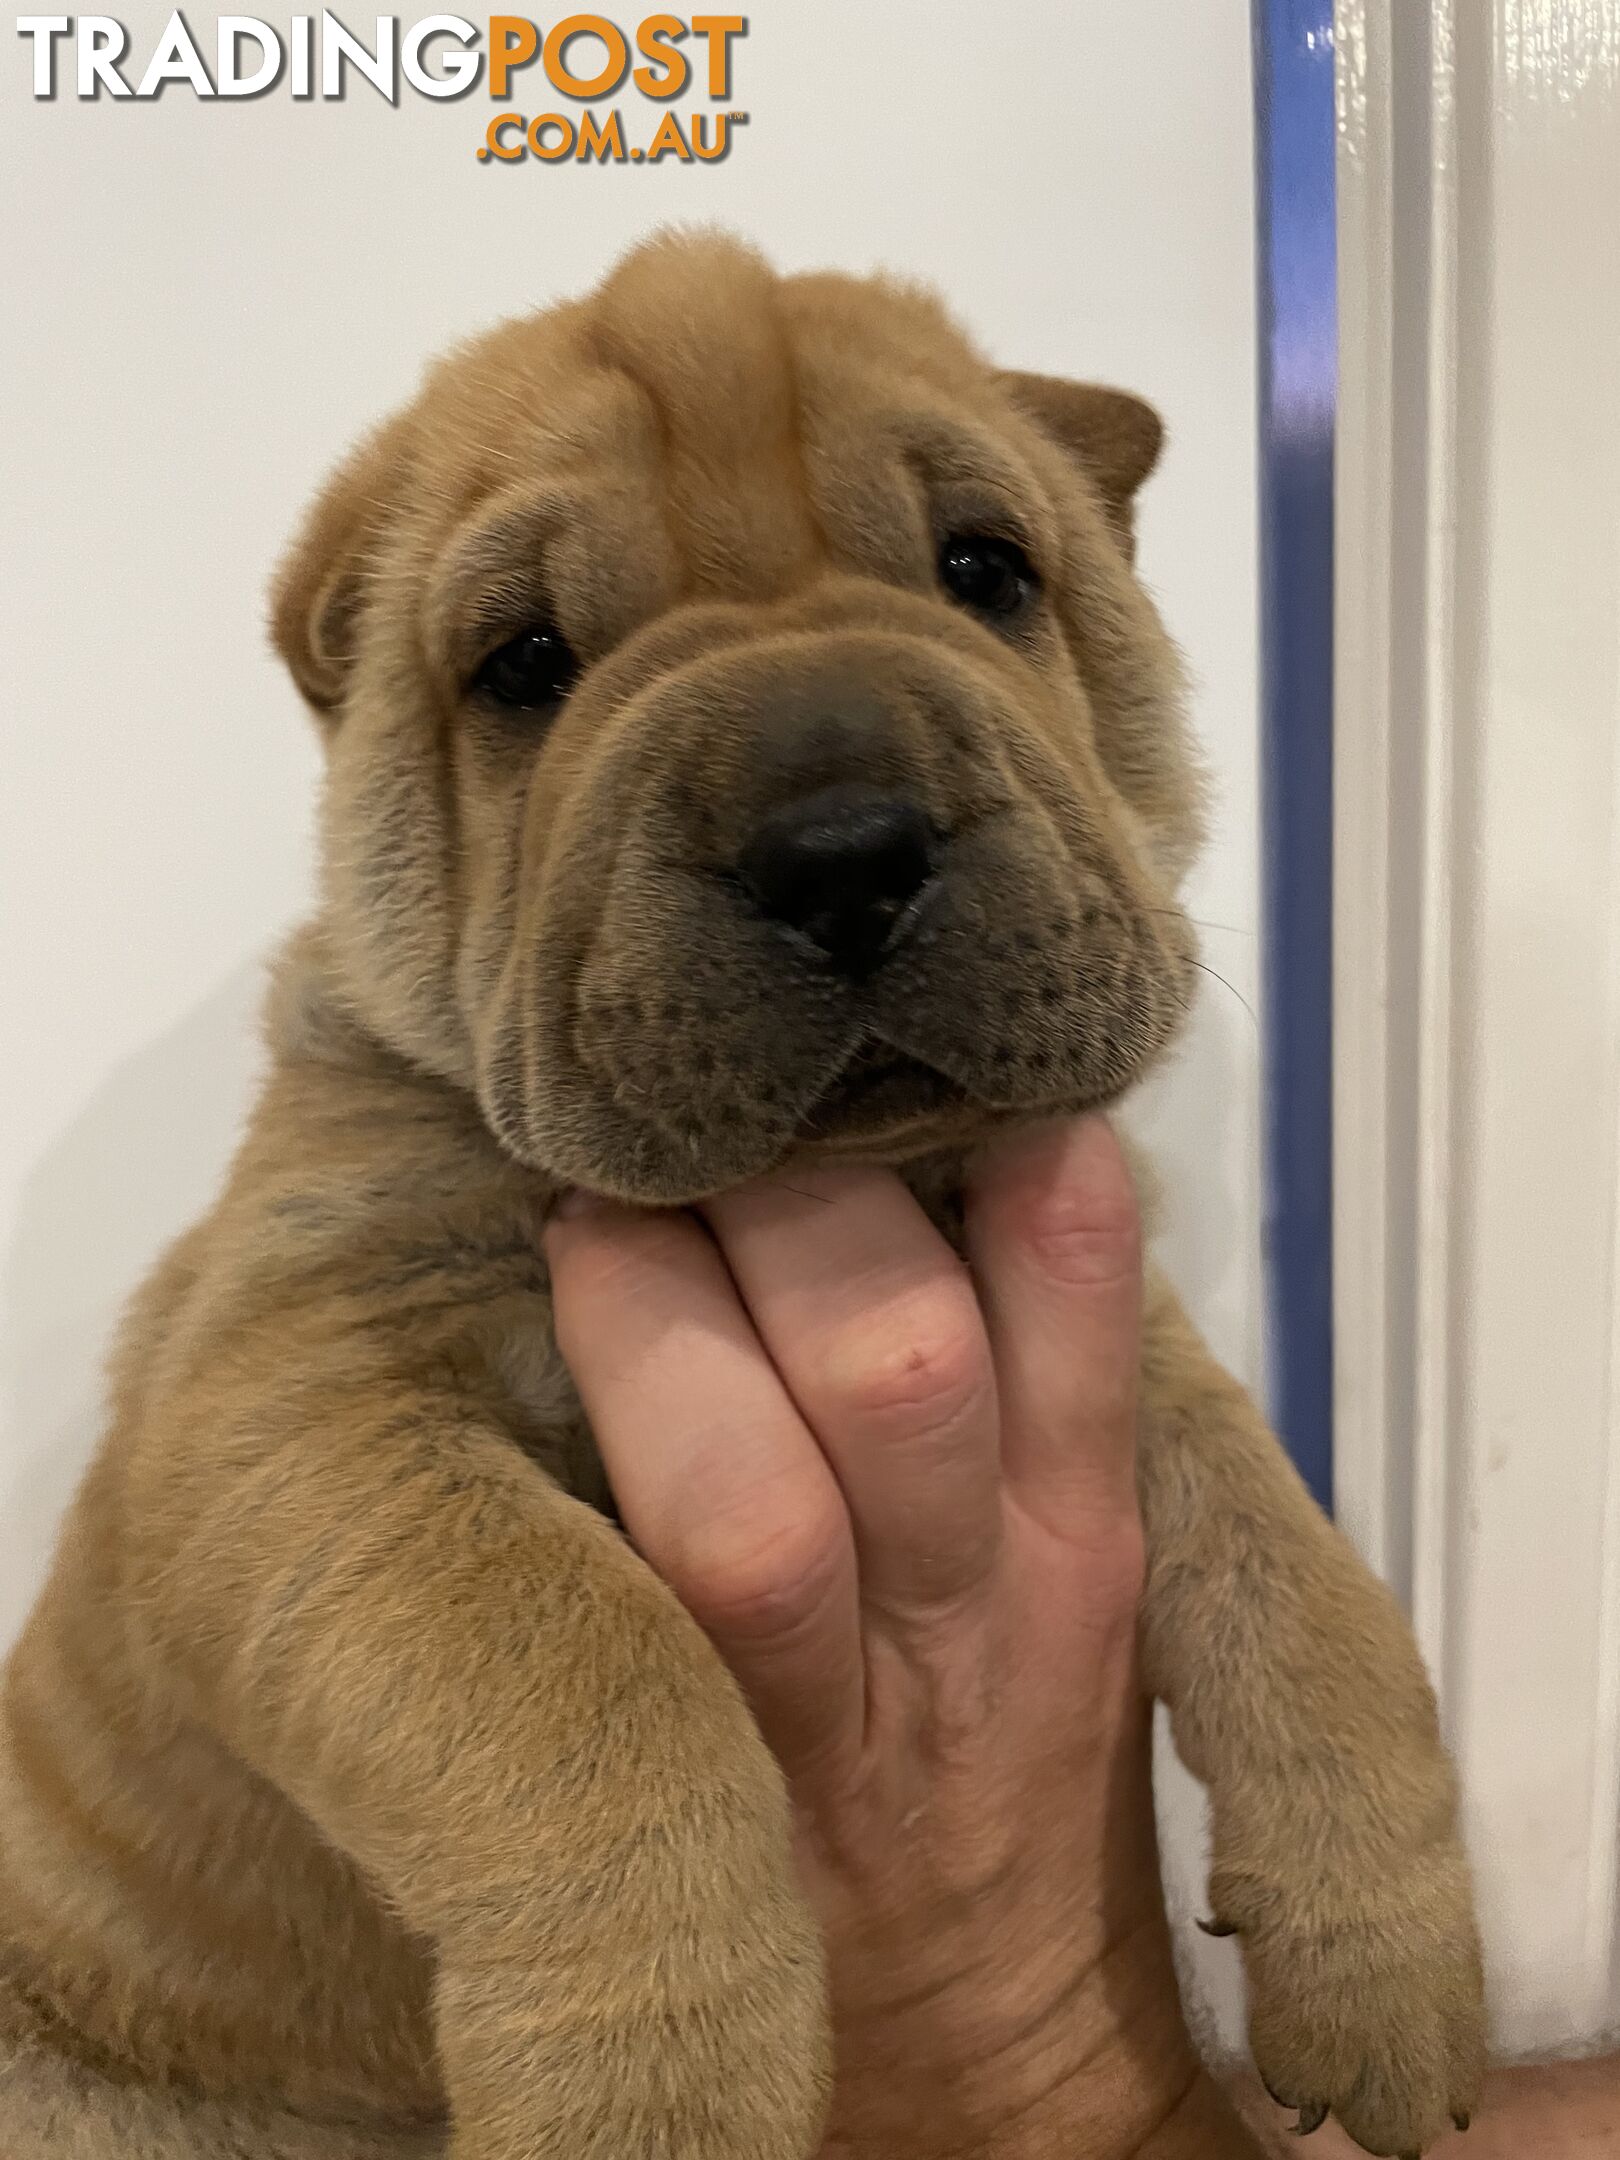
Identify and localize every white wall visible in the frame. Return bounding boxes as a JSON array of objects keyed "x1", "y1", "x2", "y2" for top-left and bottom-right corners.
[
  {"x1": 1336, "y1": 0, "x2": 1620, "y2": 2059},
  {"x1": 0, "y1": 0, "x2": 1259, "y2": 2035}
]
